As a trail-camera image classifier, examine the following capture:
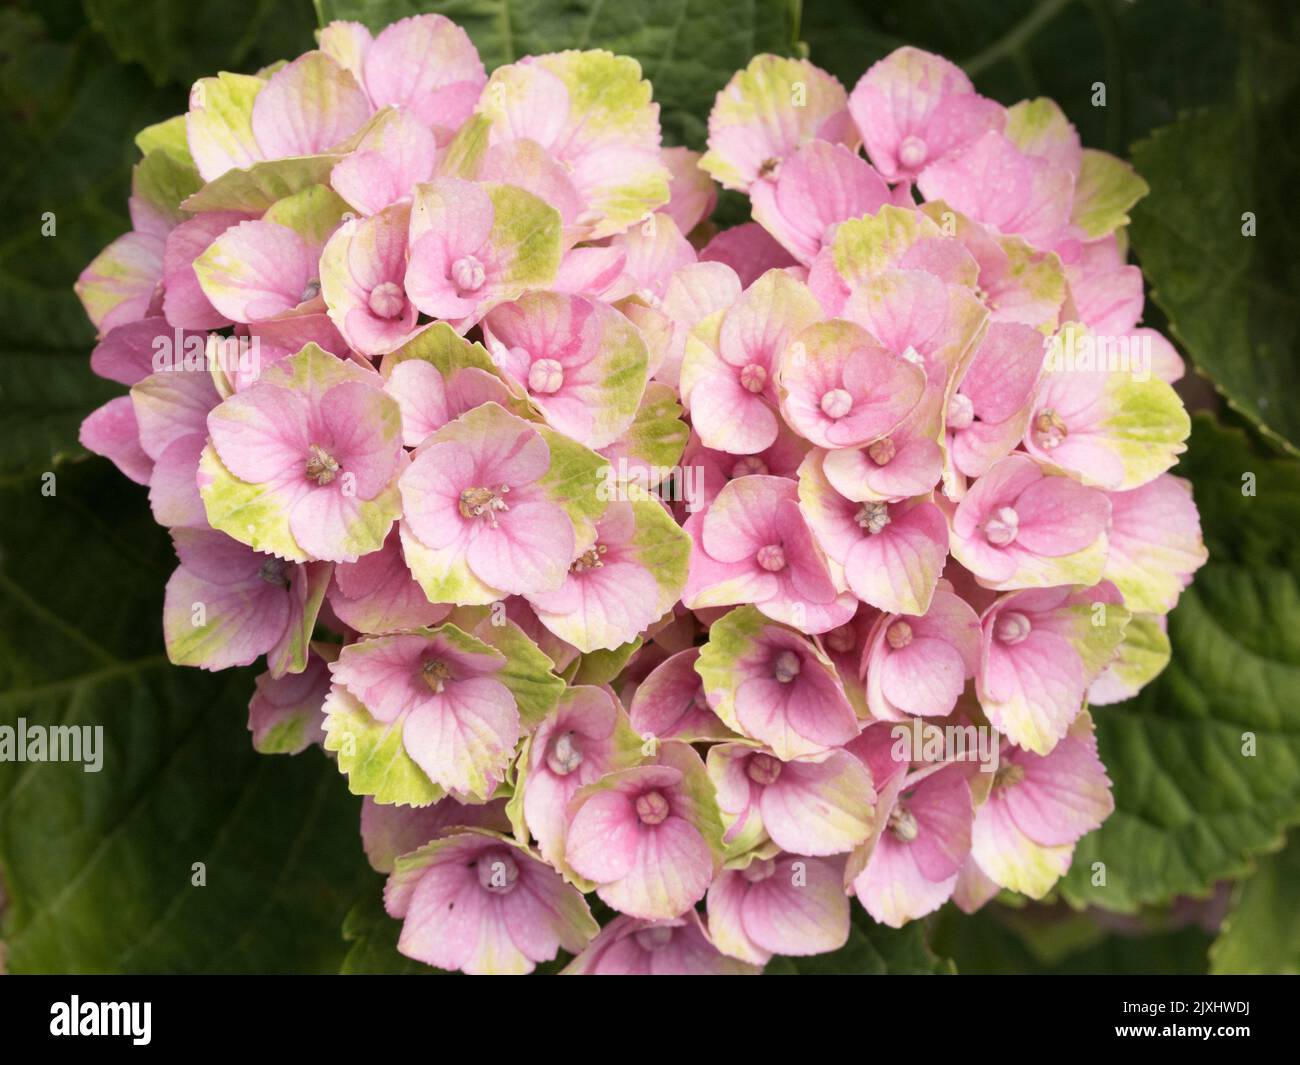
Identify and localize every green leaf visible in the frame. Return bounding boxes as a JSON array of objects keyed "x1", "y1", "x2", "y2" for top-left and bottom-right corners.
[
  {"x1": 1060, "y1": 414, "x2": 1300, "y2": 912},
  {"x1": 85, "y1": 0, "x2": 317, "y2": 88},
  {"x1": 1129, "y1": 91, "x2": 1300, "y2": 455},
  {"x1": 313, "y1": 0, "x2": 801, "y2": 147},
  {"x1": 1210, "y1": 833, "x2": 1300, "y2": 974},
  {"x1": 931, "y1": 903, "x2": 1213, "y2": 975},
  {"x1": 0, "y1": 461, "x2": 371, "y2": 973},
  {"x1": 0, "y1": 19, "x2": 173, "y2": 480}
]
